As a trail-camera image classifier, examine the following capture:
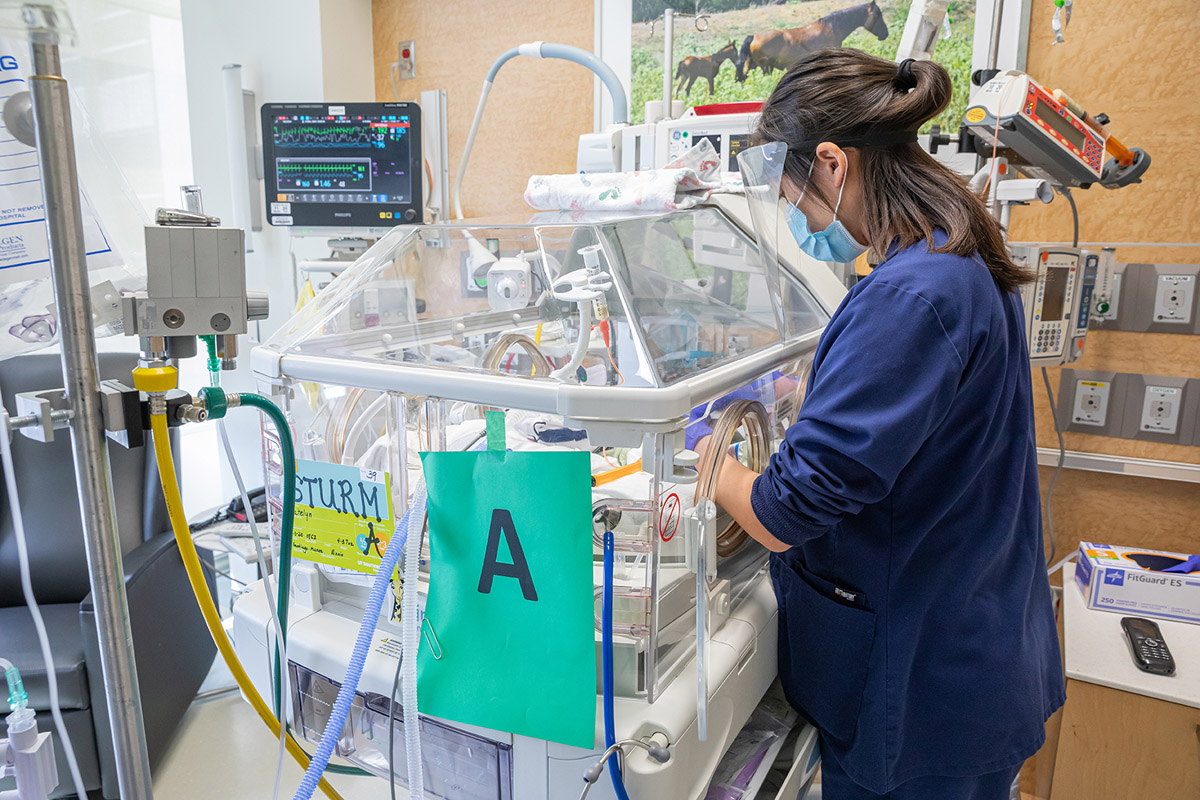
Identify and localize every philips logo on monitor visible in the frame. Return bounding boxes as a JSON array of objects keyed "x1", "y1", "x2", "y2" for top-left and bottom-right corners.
[{"x1": 1103, "y1": 568, "x2": 1125, "y2": 587}]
